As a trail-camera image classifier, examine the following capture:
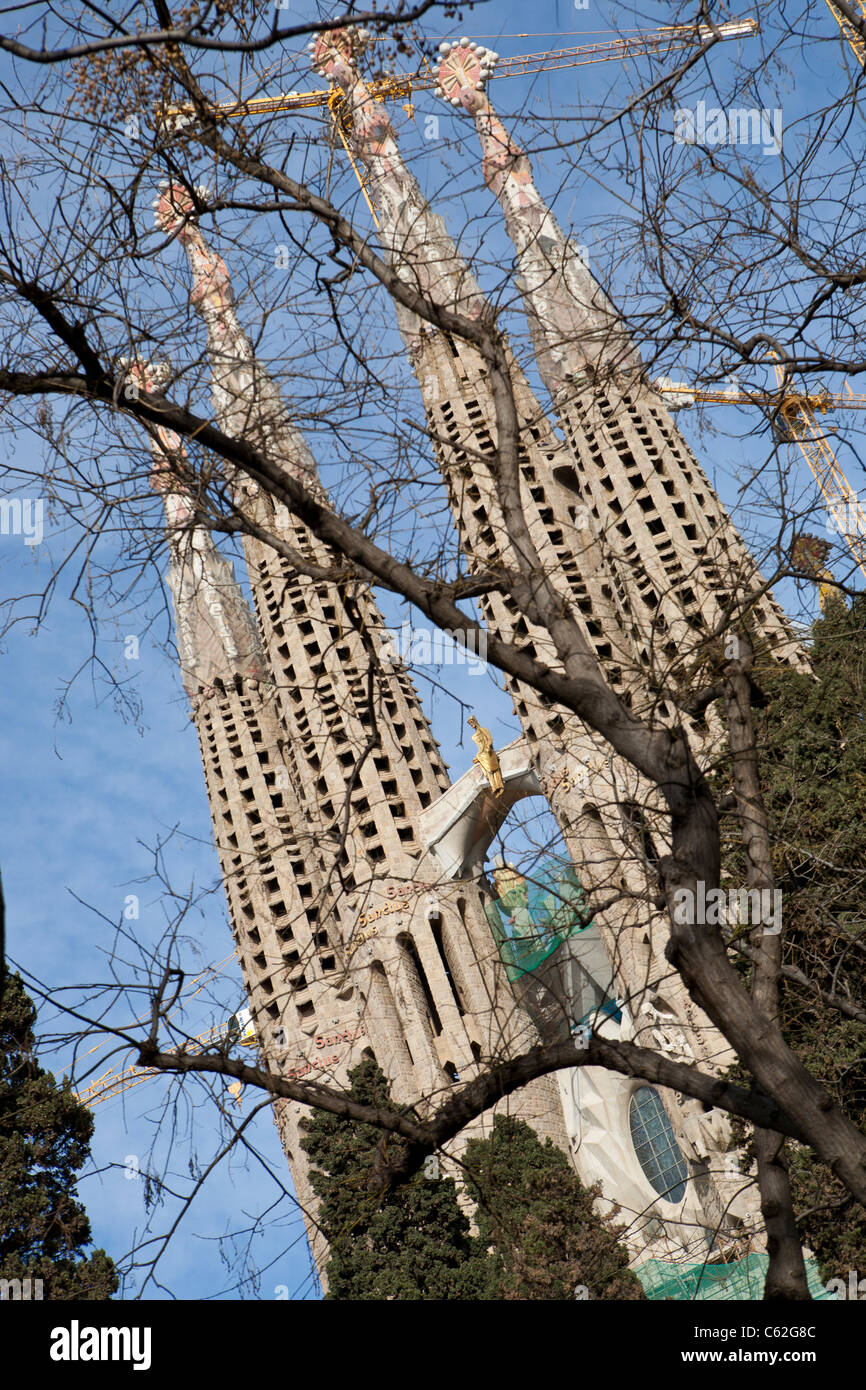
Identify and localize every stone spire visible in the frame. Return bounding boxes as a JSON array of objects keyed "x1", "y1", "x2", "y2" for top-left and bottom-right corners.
[
  {"x1": 309, "y1": 33, "x2": 489, "y2": 352},
  {"x1": 131, "y1": 359, "x2": 355, "y2": 1277},
  {"x1": 437, "y1": 40, "x2": 640, "y2": 390},
  {"x1": 150, "y1": 189, "x2": 571, "y2": 1261},
  {"x1": 152, "y1": 186, "x2": 321, "y2": 495},
  {"x1": 438, "y1": 43, "x2": 808, "y2": 674},
  {"x1": 132, "y1": 364, "x2": 268, "y2": 701},
  {"x1": 303, "y1": 29, "x2": 765, "y2": 1260}
]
